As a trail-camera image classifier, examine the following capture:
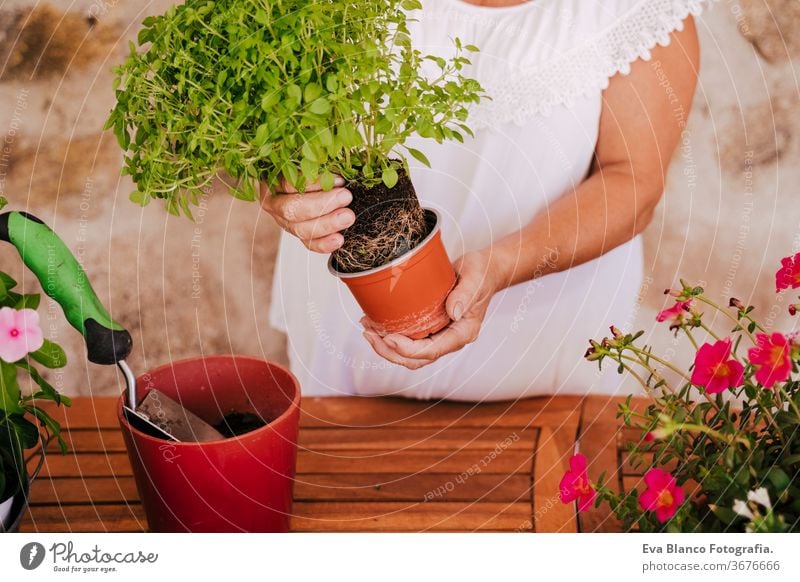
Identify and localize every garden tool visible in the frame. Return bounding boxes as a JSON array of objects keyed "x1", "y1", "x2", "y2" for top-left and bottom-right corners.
[{"x1": 0, "y1": 210, "x2": 223, "y2": 442}]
